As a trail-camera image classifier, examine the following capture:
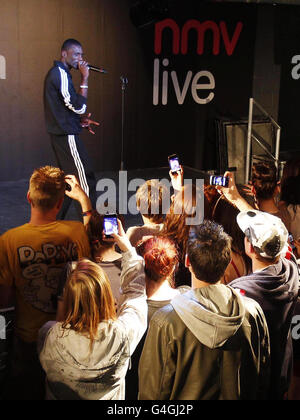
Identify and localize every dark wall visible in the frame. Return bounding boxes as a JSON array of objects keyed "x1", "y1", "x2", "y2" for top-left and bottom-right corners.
[
  {"x1": 0, "y1": 0, "x2": 144, "y2": 181},
  {"x1": 0, "y1": 1, "x2": 298, "y2": 182},
  {"x1": 127, "y1": 1, "x2": 257, "y2": 172},
  {"x1": 275, "y1": 5, "x2": 300, "y2": 153}
]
